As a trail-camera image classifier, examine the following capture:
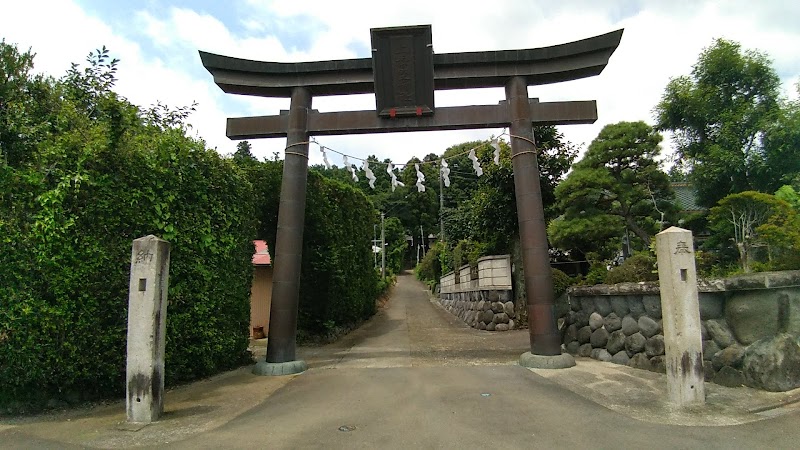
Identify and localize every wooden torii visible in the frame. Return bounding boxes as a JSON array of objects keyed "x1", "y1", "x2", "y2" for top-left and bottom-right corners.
[{"x1": 200, "y1": 25, "x2": 623, "y2": 374}]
